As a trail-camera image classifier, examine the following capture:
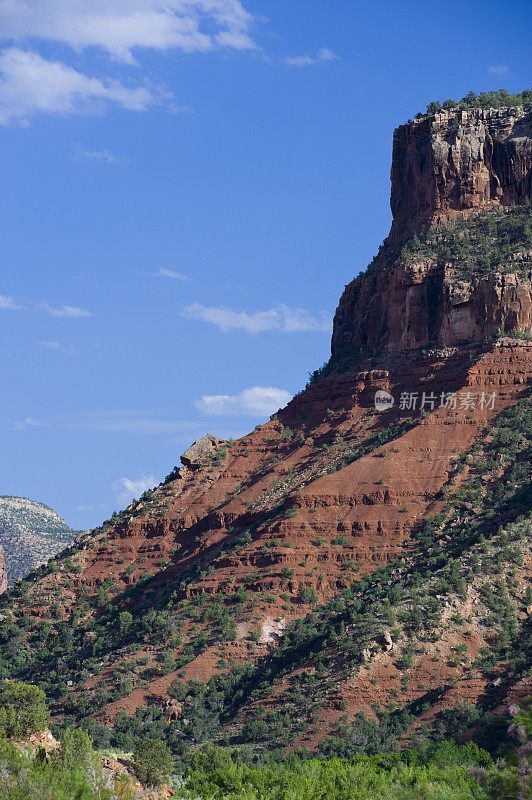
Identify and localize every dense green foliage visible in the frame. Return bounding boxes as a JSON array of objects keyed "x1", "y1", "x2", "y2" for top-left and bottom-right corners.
[
  {"x1": 133, "y1": 737, "x2": 173, "y2": 787},
  {"x1": 401, "y1": 205, "x2": 532, "y2": 277},
  {"x1": 0, "y1": 730, "x2": 527, "y2": 800},
  {"x1": 177, "y1": 743, "x2": 523, "y2": 800},
  {"x1": 419, "y1": 88, "x2": 532, "y2": 117},
  {"x1": 0, "y1": 688, "x2": 128, "y2": 800},
  {"x1": 0, "y1": 739, "x2": 117, "y2": 800},
  {"x1": 0, "y1": 681, "x2": 49, "y2": 739},
  {"x1": 2, "y1": 683, "x2": 529, "y2": 800}
]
